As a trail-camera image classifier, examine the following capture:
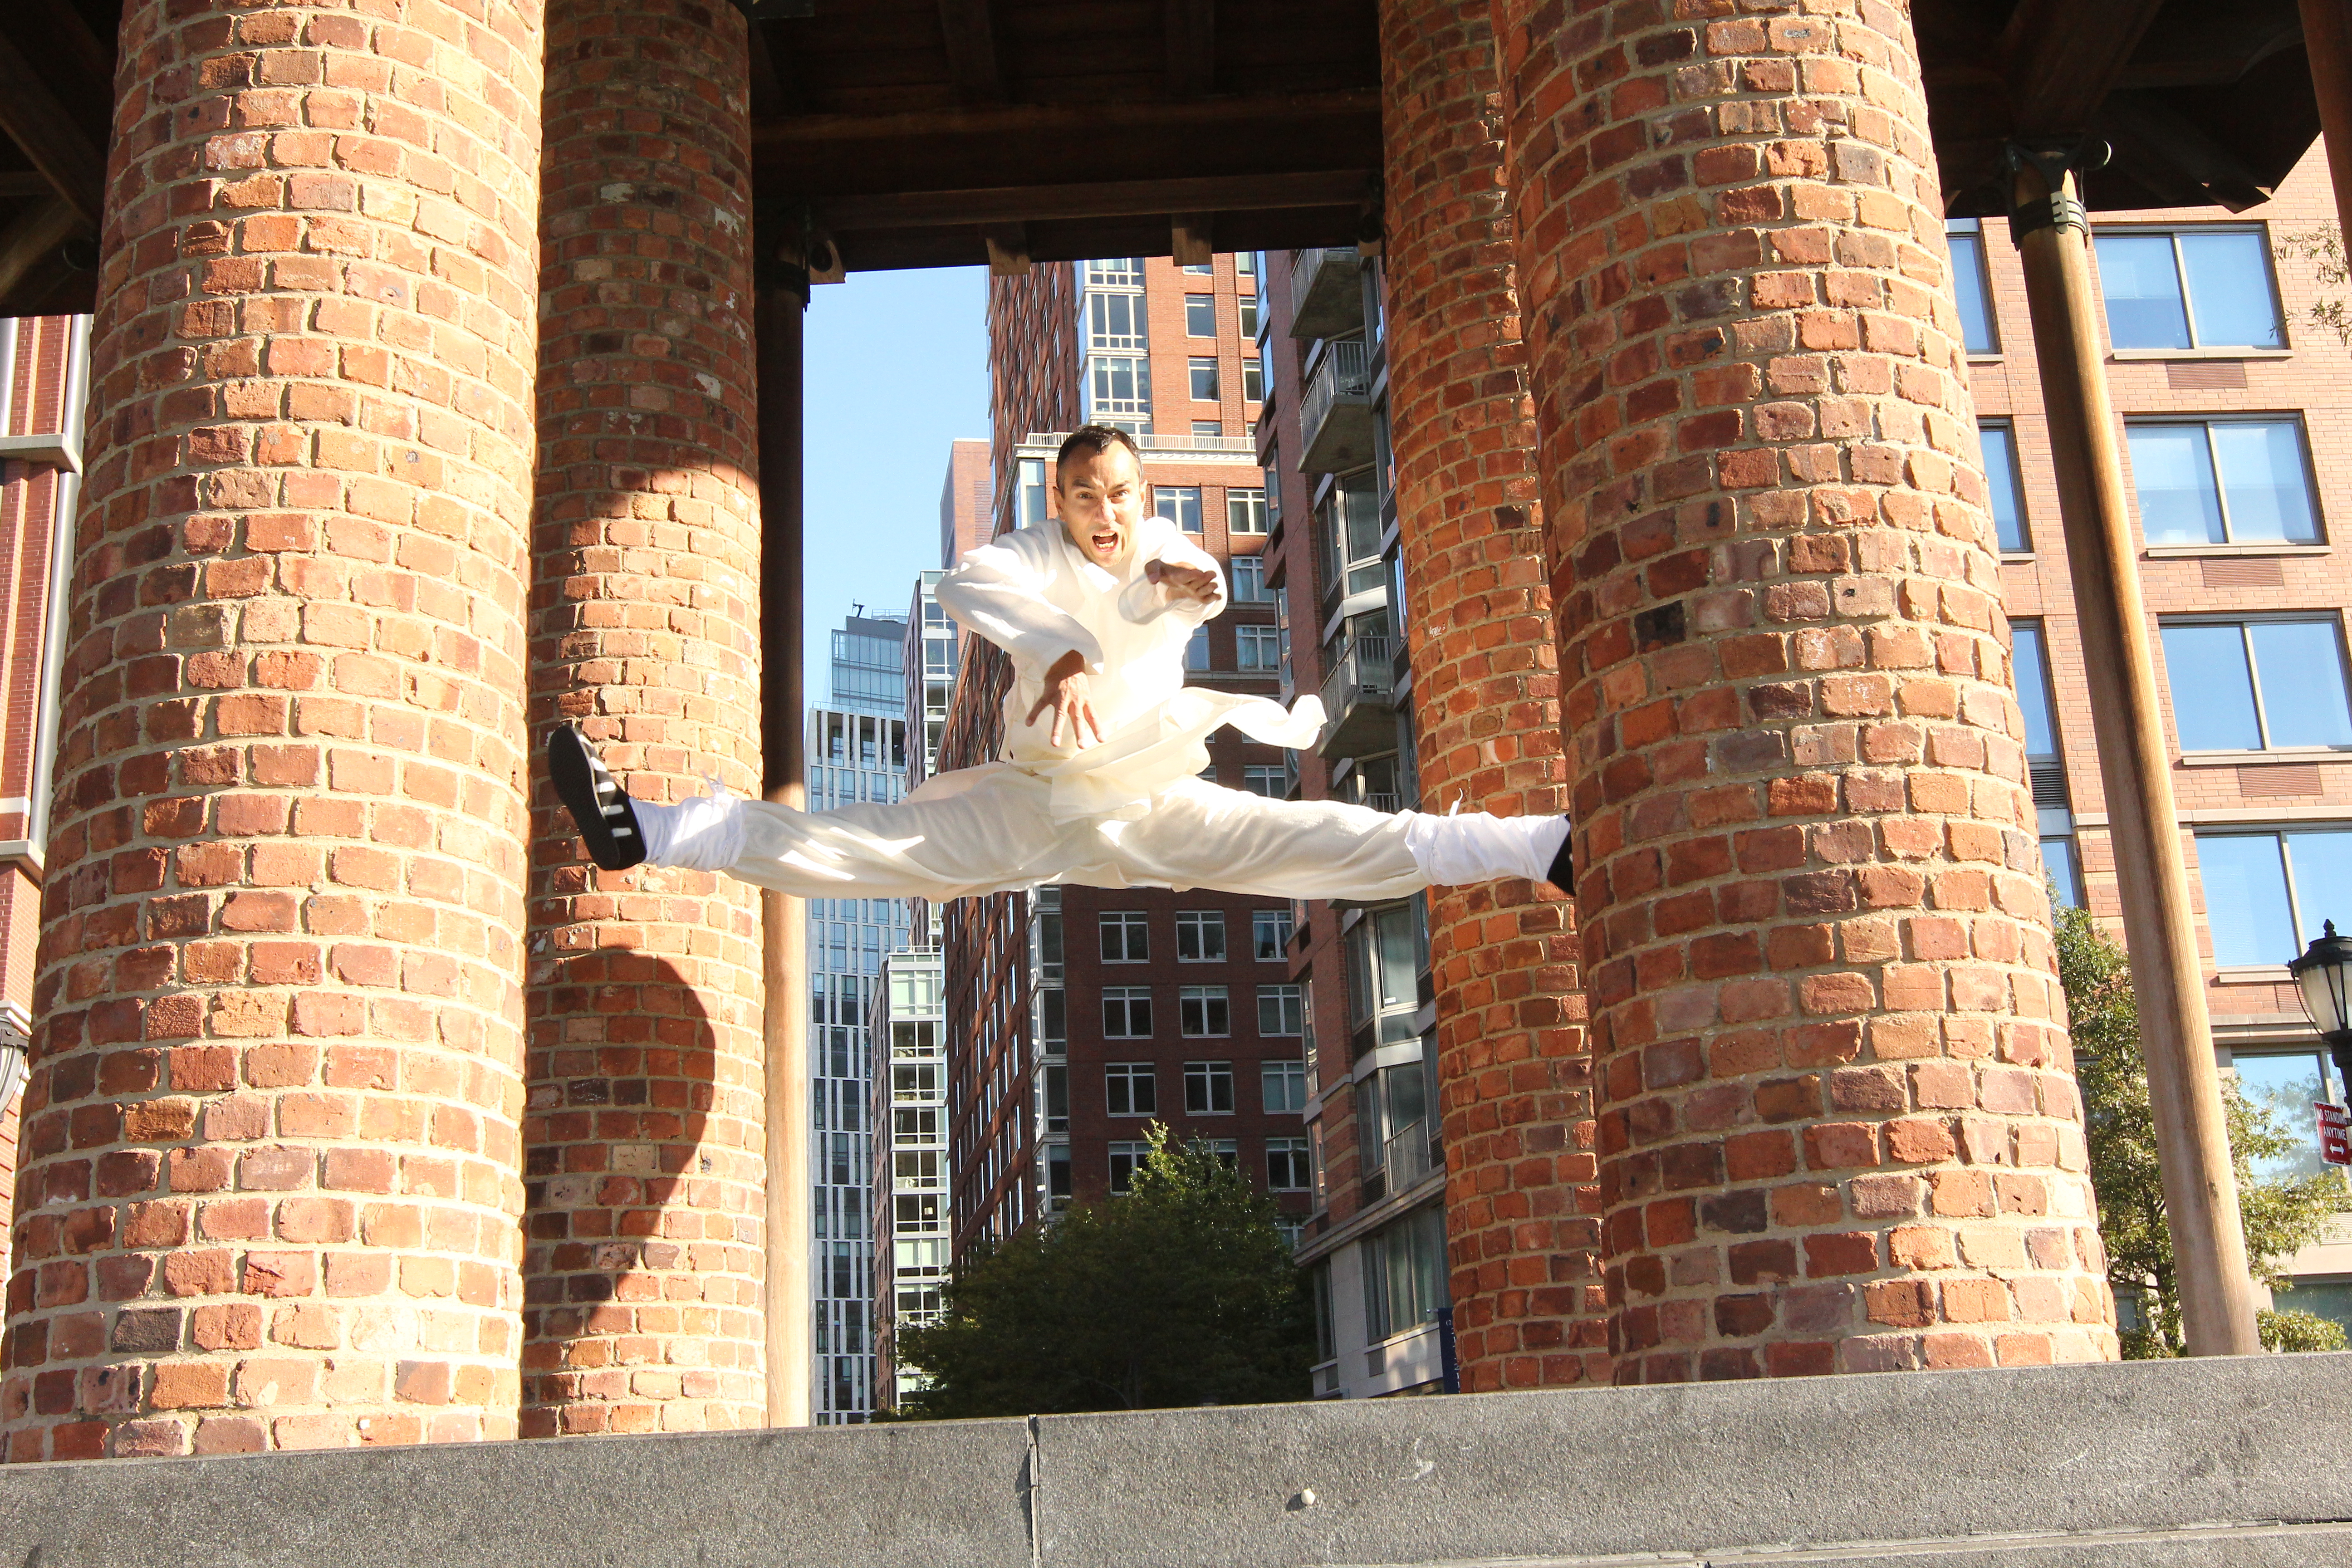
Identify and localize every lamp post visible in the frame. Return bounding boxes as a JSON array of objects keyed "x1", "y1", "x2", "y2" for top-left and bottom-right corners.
[{"x1": 2288, "y1": 920, "x2": 2352, "y2": 1095}]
